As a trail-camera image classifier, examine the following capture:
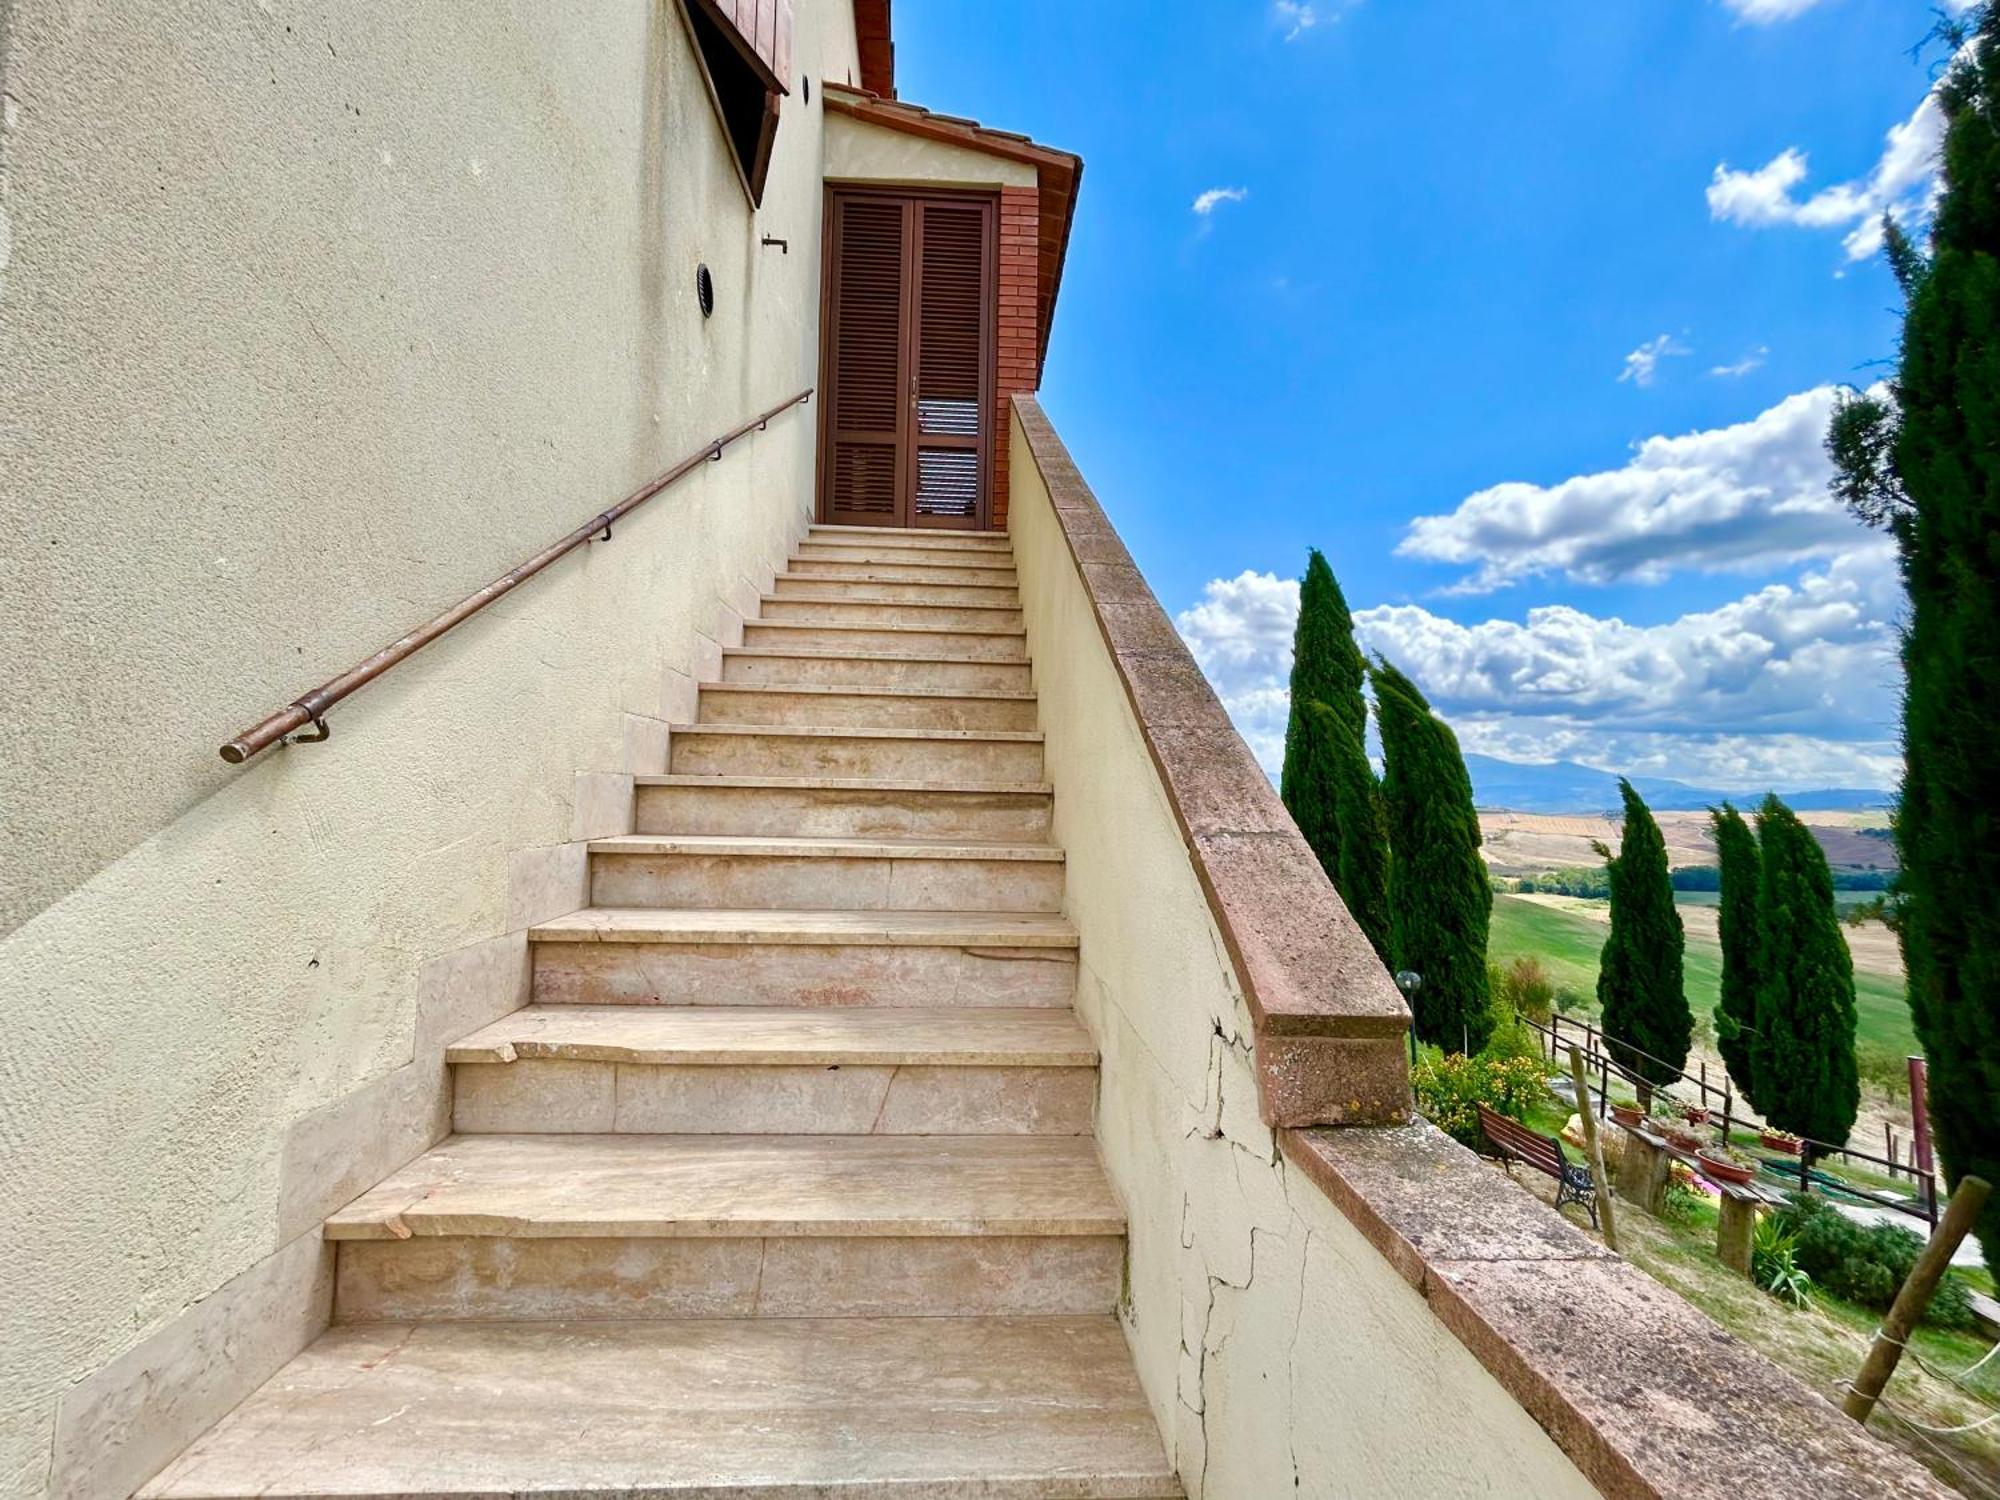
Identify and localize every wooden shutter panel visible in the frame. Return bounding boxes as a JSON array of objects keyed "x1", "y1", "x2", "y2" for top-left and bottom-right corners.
[
  {"x1": 910, "y1": 201, "x2": 991, "y2": 526},
  {"x1": 825, "y1": 197, "x2": 907, "y2": 524}
]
